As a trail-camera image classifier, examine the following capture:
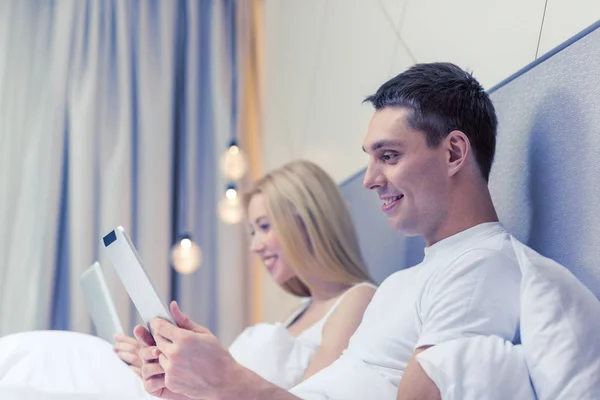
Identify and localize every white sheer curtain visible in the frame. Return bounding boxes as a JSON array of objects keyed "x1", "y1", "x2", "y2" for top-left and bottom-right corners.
[
  {"x1": 0, "y1": 0, "x2": 249, "y2": 341},
  {"x1": 63, "y1": 0, "x2": 177, "y2": 334},
  {"x1": 0, "y1": 0, "x2": 71, "y2": 335}
]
